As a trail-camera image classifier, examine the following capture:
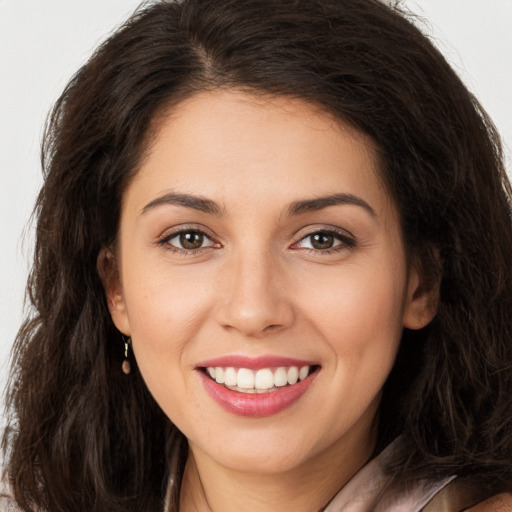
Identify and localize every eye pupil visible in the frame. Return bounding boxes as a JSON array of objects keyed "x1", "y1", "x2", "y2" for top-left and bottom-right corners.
[
  {"x1": 311, "y1": 233, "x2": 334, "y2": 250},
  {"x1": 180, "y1": 232, "x2": 204, "y2": 249}
]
